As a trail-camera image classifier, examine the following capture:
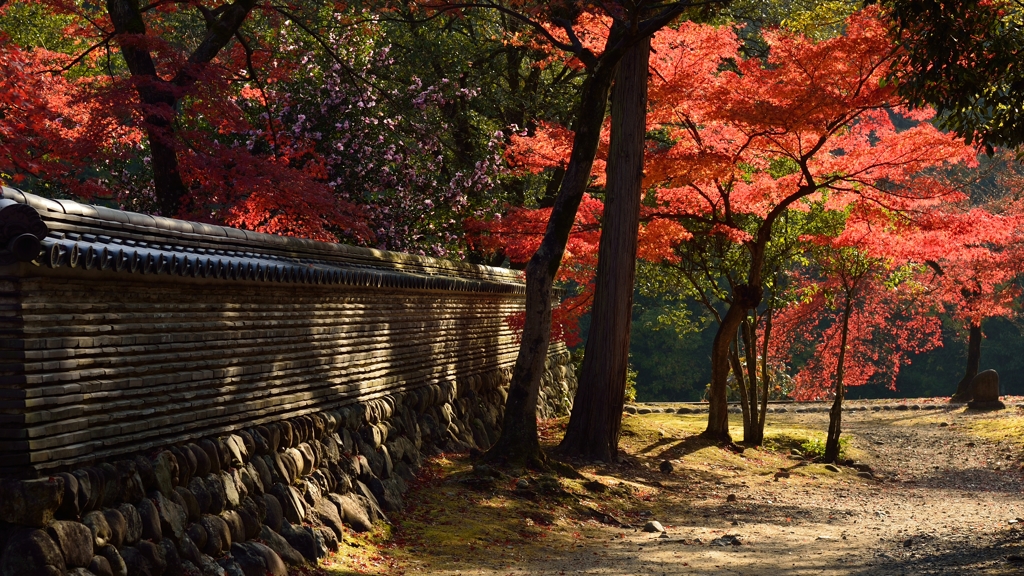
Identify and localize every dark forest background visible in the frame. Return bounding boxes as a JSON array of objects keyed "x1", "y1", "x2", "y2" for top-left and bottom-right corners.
[{"x1": 573, "y1": 291, "x2": 1024, "y2": 402}]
